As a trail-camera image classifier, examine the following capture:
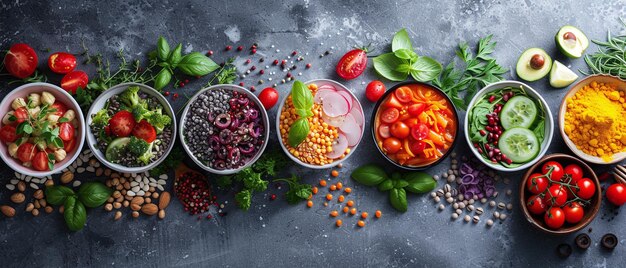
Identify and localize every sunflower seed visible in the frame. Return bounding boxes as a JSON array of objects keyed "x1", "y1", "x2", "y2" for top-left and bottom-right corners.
[
  {"x1": 158, "y1": 179, "x2": 166, "y2": 185},
  {"x1": 473, "y1": 215, "x2": 480, "y2": 223},
  {"x1": 29, "y1": 183, "x2": 39, "y2": 189},
  {"x1": 156, "y1": 185, "x2": 164, "y2": 191},
  {"x1": 86, "y1": 166, "x2": 95, "y2": 172},
  {"x1": 159, "y1": 174, "x2": 168, "y2": 180},
  {"x1": 127, "y1": 191, "x2": 136, "y2": 197},
  {"x1": 475, "y1": 207, "x2": 484, "y2": 215},
  {"x1": 77, "y1": 167, "x2": 85, "y2": 173},
  {"x1": 72, "y1": 181, "x2": 81, "y2": 187},
  {"x1": 6, "y1": 184, "x2": 15, "y2": 191}
]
